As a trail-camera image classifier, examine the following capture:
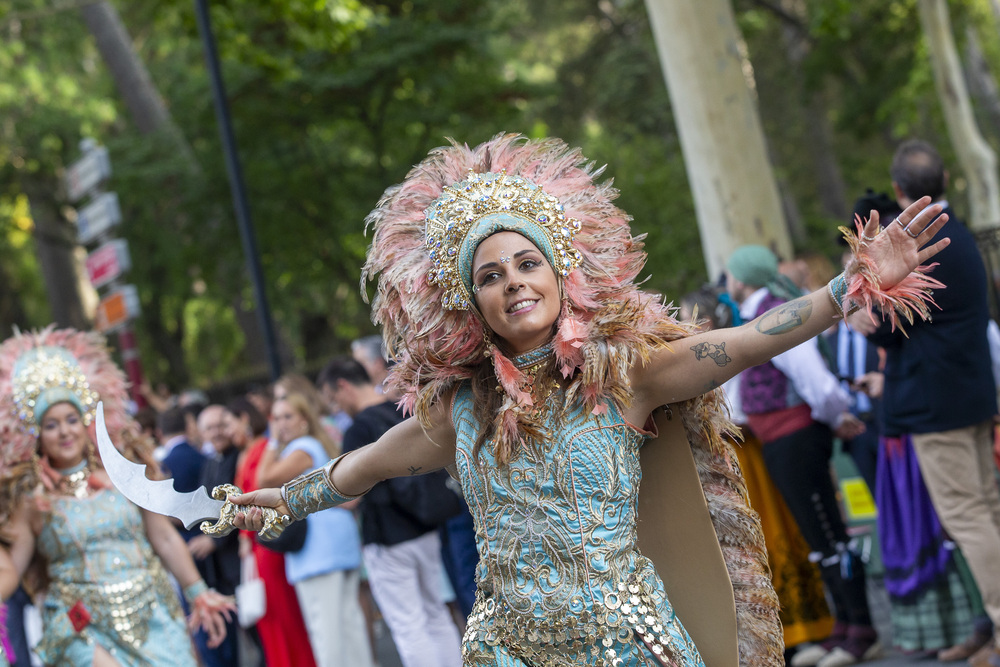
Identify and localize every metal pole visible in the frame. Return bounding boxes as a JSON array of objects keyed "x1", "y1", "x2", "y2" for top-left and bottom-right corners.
[
  {"x1": 193, "y1": 0, "x2": 282, "y2": 381},
  {"x1": 118, "y1": 325, "x2": 147, "y2": 409}
]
